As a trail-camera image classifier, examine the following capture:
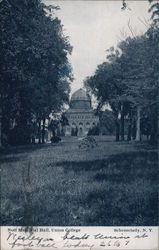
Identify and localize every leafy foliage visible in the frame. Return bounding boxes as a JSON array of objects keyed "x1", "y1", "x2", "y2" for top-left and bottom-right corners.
[
  {"x1": 0, "y1": 0, "x2": 72, "y2": 145},
  {"x1": 85, "y1": 4, "x2": 158, "y2": 145},
  {"x1": 87, "y1": 126, "x2": 100, "y2": 136},
  {"x1": 99, "y1": 110, "x2": 116, "y2": 135}
]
